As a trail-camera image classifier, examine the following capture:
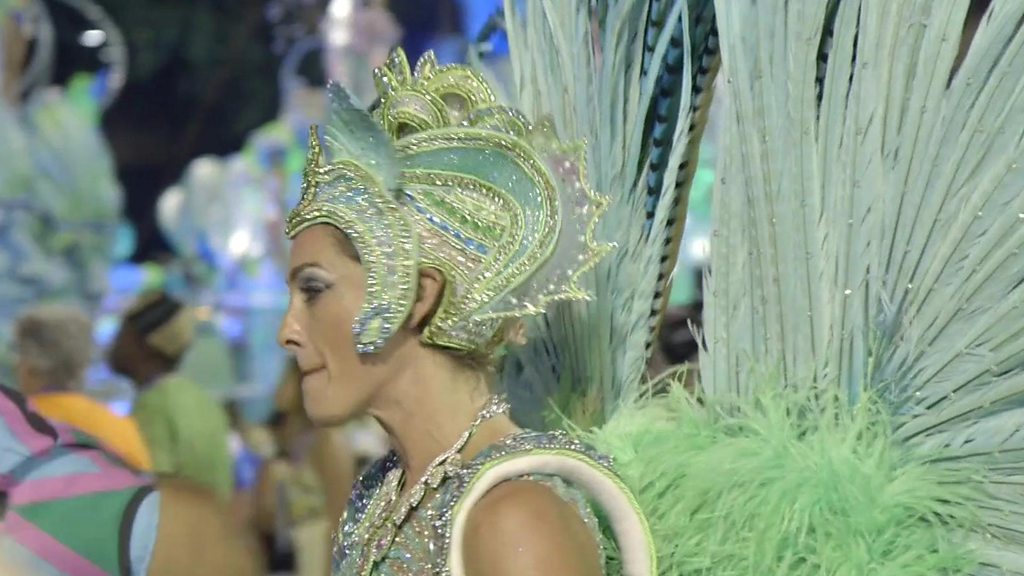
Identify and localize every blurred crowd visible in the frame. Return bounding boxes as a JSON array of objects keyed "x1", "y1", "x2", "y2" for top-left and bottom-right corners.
[
  {"x1": 1, "y1": 288, "x2": 700, "y2": 575},
  {"x1": 2, "y1": 291, "x2": 396, "y2": 575}
]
